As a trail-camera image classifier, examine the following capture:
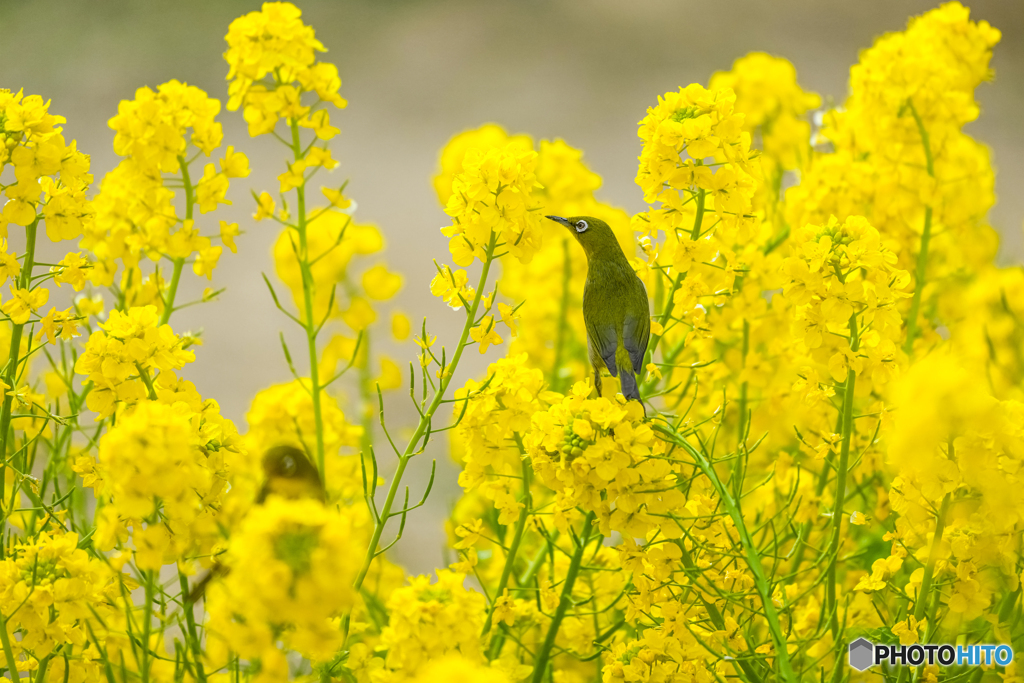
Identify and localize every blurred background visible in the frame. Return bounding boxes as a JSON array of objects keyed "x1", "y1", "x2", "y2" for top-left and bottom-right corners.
[{"x1": 2, "y1": 0, "x2": 1021, "y2": 573}]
